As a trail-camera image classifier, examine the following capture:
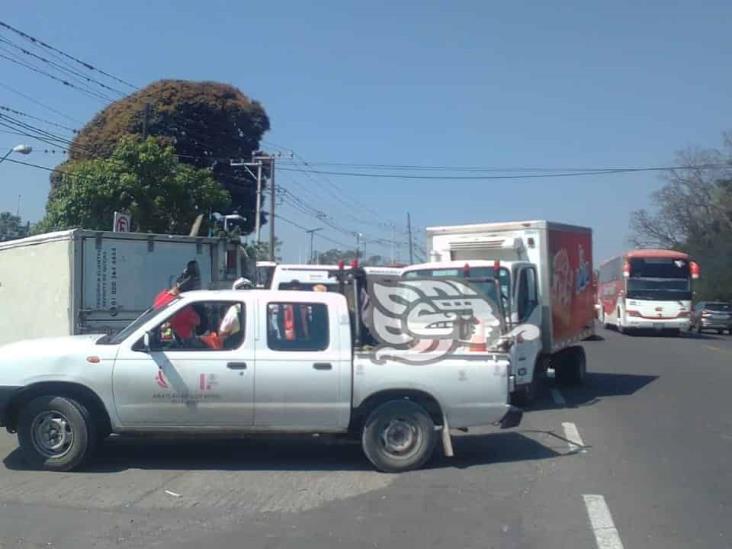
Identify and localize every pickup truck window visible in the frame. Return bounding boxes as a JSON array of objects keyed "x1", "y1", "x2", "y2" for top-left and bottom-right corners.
[
  {"x1": 141, "y1": 300, "x2": 246, "y2": 352},
  {"x1": 267, "y1": 302, "x2": 329, "y2": 351}
]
